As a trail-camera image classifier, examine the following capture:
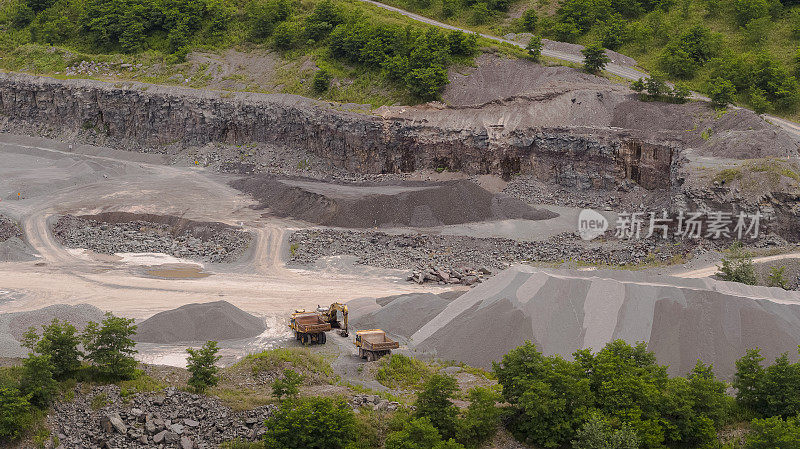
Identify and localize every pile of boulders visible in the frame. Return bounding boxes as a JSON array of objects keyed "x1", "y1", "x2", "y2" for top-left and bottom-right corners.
[
  {"x1": 53, "y1": 215, "x2": 251, "y2": 263},
  {"x1": 51, "y1": 385, "x2": 275, "y2": 449},
  {"x1": 407, "y1": 265, "x2": 490, "y2": 285},
  {"x1": 348, "y1": 394, "x2": 400, "y2": 412}
]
